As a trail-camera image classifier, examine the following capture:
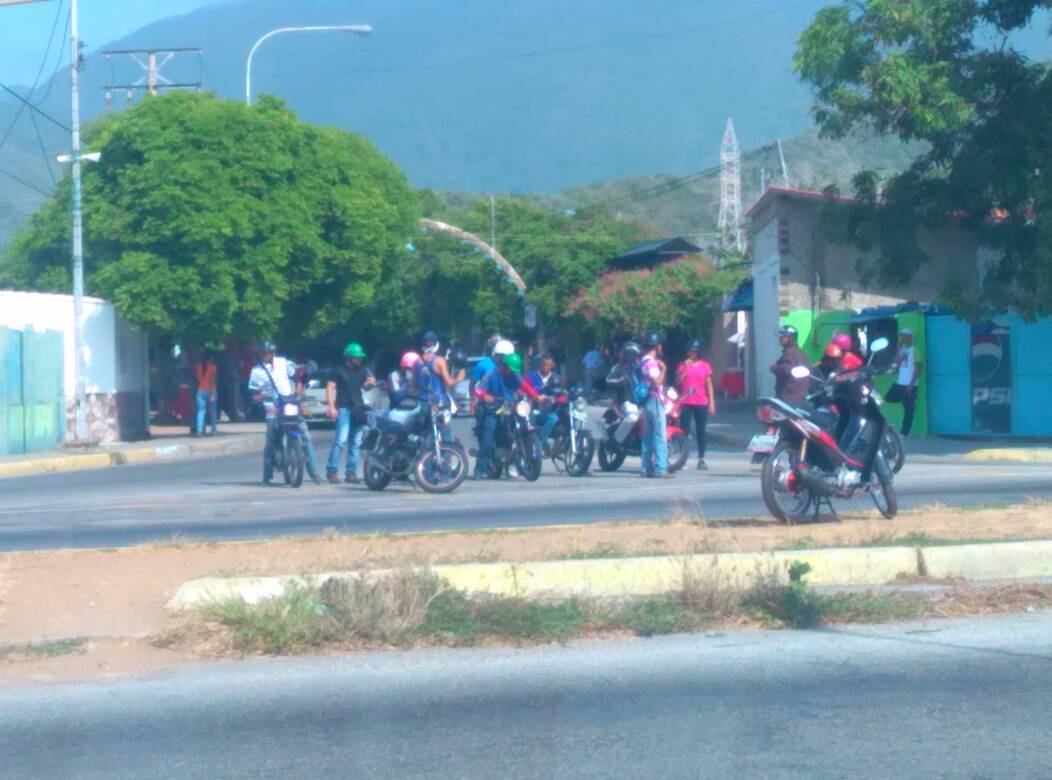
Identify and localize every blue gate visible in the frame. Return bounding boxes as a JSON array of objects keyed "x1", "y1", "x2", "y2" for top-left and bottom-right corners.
[{"x1": 0, "y1": 327, "x2": 65, "y2": 455}]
